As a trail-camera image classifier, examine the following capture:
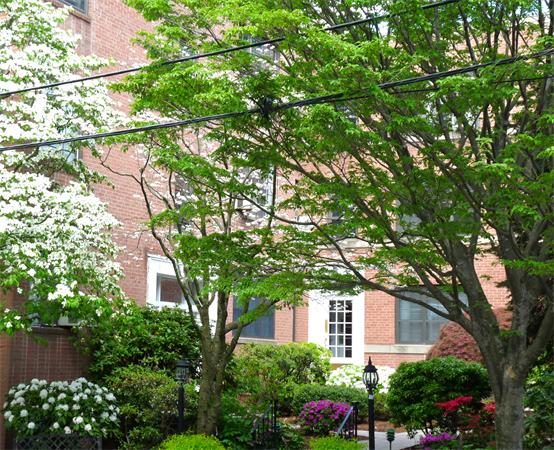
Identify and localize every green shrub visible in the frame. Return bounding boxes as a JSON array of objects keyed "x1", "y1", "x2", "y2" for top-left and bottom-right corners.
[
  {"x1": 75, "y1": 300, "x2": 200, "y2": 380},
  {"x1": 386, "y1": 357, "x2": 490, "y2": 435},
  {"x1": 159, "y1": 433, "x2": 225, "y2": 450},
  {"x1": 524, "y1": 360, "x2": 554, "y2": 450},
  {"x1": 291, "y1": 383, "x2": 389, "y2": 420},
  {"x1": 106, "y1": 366, "x2": 198, "y2": 450},
  {"x1": 217, "y1": 391, "x2": 252, "y2": 450},
  {"x1": 277, "y1": 423, "x2": 305, "y2": 450},
  {"x1": 232, "y1": 342, "x2": 331, "y2": 411},
  {"x1": 309, "y1": 436, "x2": 363, "y2": 449}
]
